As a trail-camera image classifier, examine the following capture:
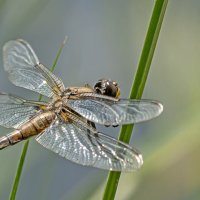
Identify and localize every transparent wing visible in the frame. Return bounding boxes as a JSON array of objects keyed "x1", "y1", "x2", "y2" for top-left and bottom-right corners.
[
  {"x1": 36, "y1": 118, "x2": 143, "y2": 171},
  {"x1": 3, "y1": 39, "x2": 65, "y2": 98},
  {"x1": 0, "y1": 92, "x2": 47, "y2": 128},
  {"x1": 67, "y1": 95, "x2": 163, "y2": 126}
]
